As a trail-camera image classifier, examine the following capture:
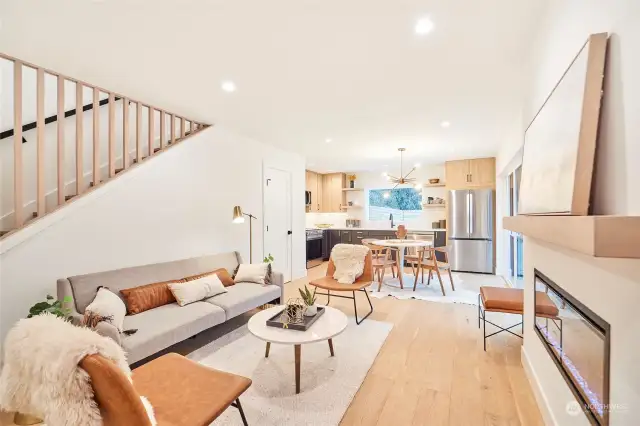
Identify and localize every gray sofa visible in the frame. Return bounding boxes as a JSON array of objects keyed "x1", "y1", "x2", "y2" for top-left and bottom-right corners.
[{"x1": 57, "y1": 252, "x2": 283, "y2": 364}]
